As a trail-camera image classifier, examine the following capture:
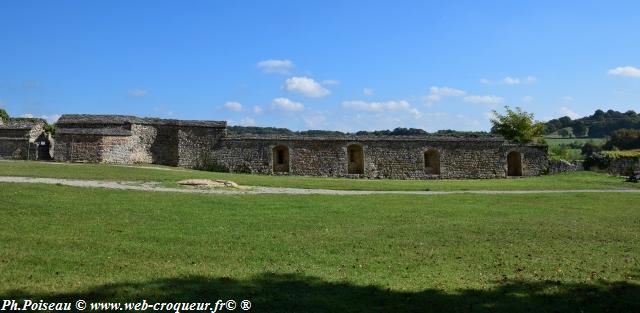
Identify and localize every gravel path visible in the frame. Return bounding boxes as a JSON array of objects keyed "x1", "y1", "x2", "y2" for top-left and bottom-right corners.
[{"x1": 2, "y1": 176, "x2": 640, "y2": 196}]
